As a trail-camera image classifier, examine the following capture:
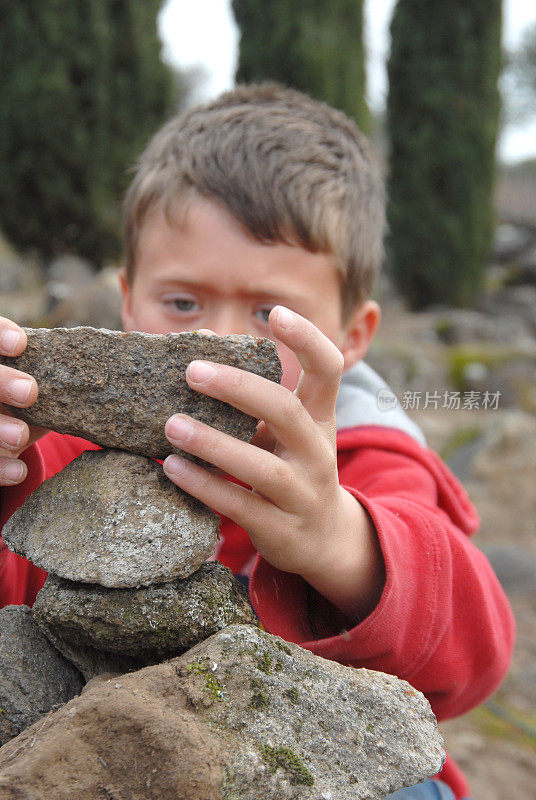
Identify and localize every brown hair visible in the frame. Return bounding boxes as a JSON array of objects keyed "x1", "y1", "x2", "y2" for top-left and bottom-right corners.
[{"x1": 123, "y1": 83, "x2": 386, "y2": 317}]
